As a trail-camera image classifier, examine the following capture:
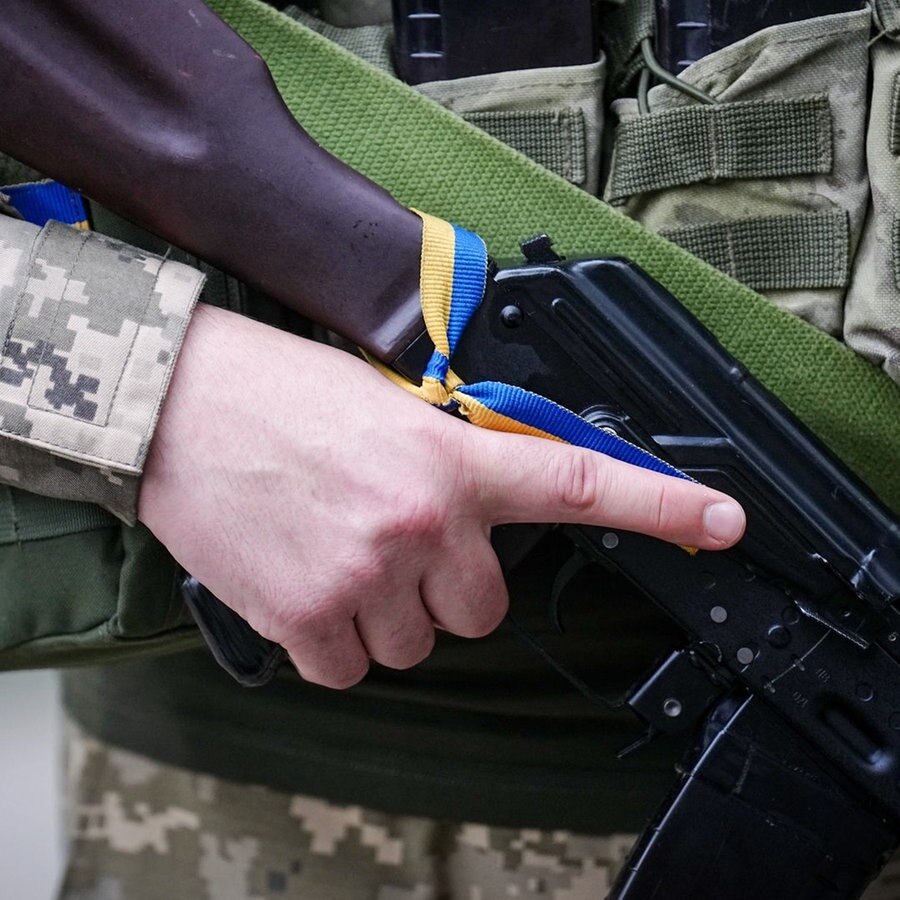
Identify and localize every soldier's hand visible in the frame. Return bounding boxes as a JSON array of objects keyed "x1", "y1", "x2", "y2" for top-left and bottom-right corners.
[{"x1": 138, "y1": 304, "x2": 746, "y2": 689}]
